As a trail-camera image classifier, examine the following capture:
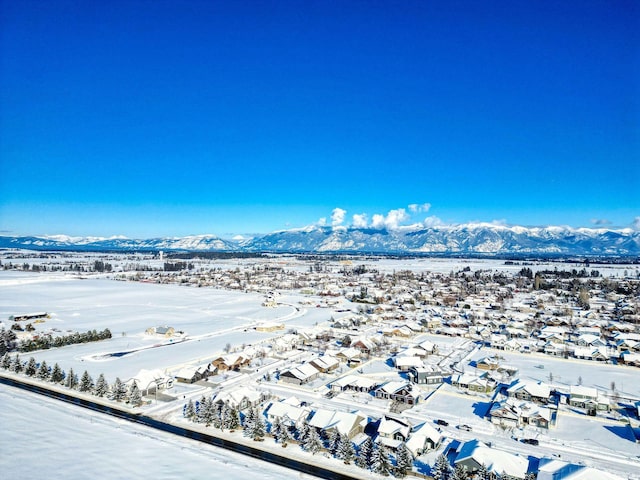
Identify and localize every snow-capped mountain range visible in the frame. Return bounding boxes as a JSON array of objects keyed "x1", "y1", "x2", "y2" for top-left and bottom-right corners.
[{"x1": 1, "y1": 224, "x2": 639, "y2": 256}]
